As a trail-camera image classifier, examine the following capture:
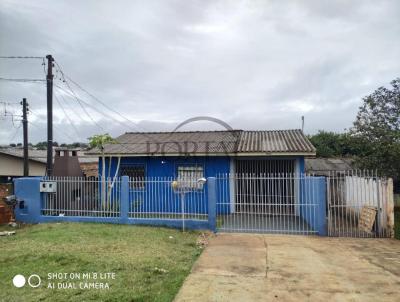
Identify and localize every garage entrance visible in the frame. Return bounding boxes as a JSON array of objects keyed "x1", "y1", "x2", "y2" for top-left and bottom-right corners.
[
  {"x1": 235, "y1": 159, "x2": 296, "y2": 215},
  {"x1": 216, "y1": 159, "x2": 324, "y2": 235}
]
